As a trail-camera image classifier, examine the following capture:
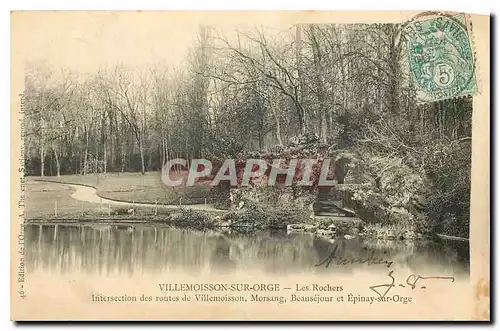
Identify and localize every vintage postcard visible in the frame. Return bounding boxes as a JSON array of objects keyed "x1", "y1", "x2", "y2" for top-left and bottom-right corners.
[{"x1": 10, "y1": 10, "x2": 490, "y2": 321}]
